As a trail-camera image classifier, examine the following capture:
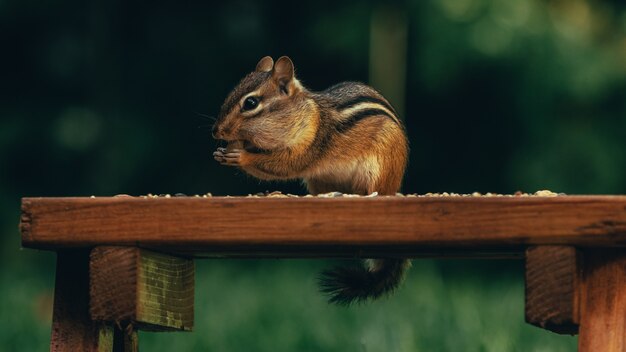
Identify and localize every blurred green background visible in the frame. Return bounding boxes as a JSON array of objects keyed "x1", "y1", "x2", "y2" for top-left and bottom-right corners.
[{"x1": 2, "y1": 0, "x2": 625, "y2": 350}]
